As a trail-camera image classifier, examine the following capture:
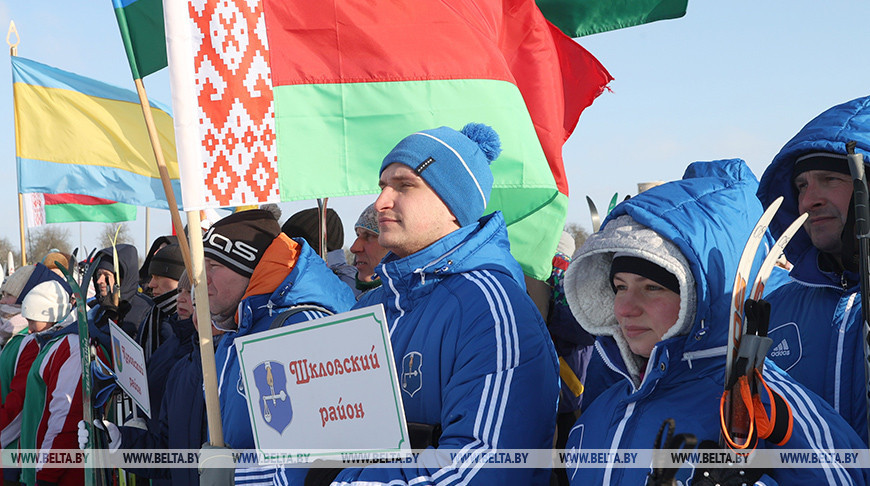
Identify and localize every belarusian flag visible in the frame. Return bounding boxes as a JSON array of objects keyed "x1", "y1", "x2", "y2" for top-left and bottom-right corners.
[
  {"x1": 164, "y1": 0, "x2": 611, "y2": 279},
  {"x1": 112, "y1": 0, "x2": 167, "y2": 79},
  {"x1": 24, "y1": 193, "x2": 137, "y2": 226},
  {"x1": 537, "y1": 0, "x2": 689, "y2": 37}
]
